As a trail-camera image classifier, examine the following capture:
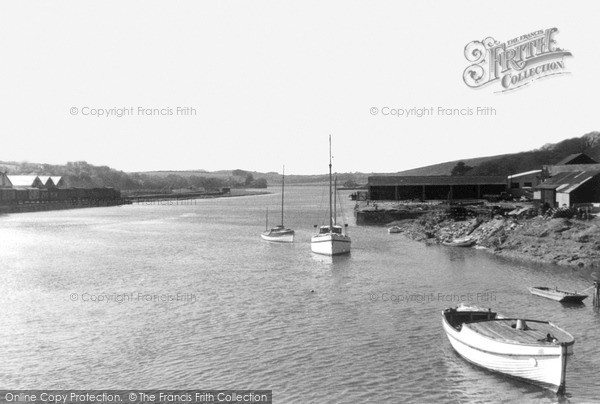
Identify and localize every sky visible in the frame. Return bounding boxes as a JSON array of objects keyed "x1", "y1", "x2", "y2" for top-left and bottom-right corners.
[{"x1": 1, "y1": 1, "x2": 599, "y2": 175}]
